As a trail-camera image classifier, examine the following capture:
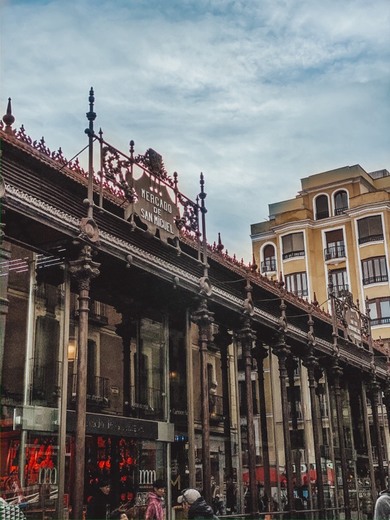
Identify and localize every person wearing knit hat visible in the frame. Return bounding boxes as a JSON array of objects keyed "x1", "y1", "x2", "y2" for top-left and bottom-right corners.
[
  {"x1": 145, "y1": 479, "x2": 166, "y2": 520},
  {"x1": 177, "y1": 489, "x2": 217, "y2": 520}
]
